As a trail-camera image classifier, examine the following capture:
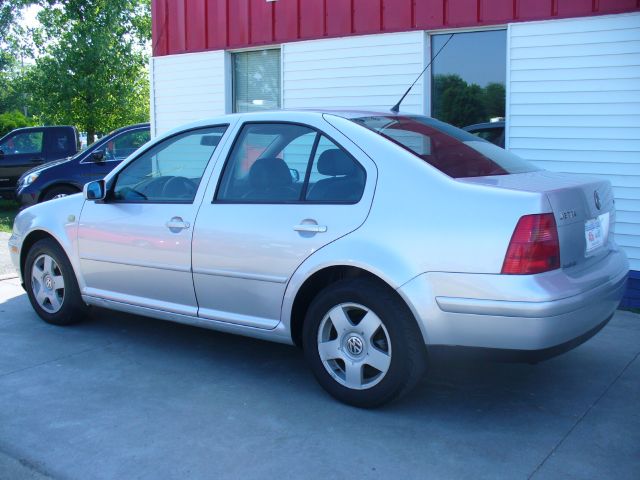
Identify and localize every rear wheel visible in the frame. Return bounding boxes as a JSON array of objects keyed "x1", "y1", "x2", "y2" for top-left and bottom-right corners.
[
  {"x1": 42, "y1": 185, "x2": 78, "y2": 202},
  {"x1": 24, "y1": 238, "x2": 88, "y2": 326},
  {"x1": 303, "y1": 278, "x2": 427, "y2": 408}
]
